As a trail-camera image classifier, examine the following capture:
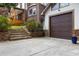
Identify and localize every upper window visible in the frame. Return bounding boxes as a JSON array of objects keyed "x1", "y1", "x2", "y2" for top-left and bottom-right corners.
[
  {"x1": 51, "y1": 4, "x2": 59, "y2": 10},
  {"x1": 29, "y1": 9, "x2": 32, "y2": 15},
  {"x1": 60, "y1": 3, "x2": 69, "y2": 8},
  {"x1": 32, "y1": 8, "x2": 36, "y2": 15},
  {"x1": 51, "y1": 3, "x2": 70, "y2": 10},
  {"x1": 28, "y1": 7, "x2": 36, "y2": 16}
]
